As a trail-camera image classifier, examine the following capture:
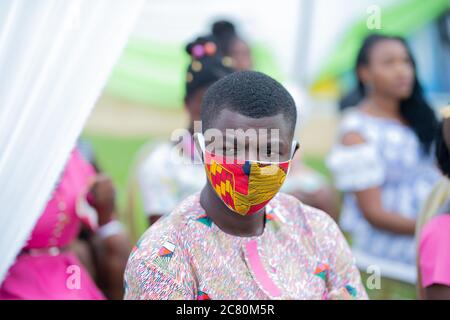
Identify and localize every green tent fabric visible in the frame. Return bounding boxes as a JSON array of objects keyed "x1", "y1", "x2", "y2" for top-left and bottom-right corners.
[
  {"x1": 105, "y1": 39, "x2": 185, "y2": 109},
  {"x1": 104, "y1": 38, "x2": 283, "y2": 109},
  {"x1": 313, "y1": 0, "x2": 450, "y2": 90}
]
